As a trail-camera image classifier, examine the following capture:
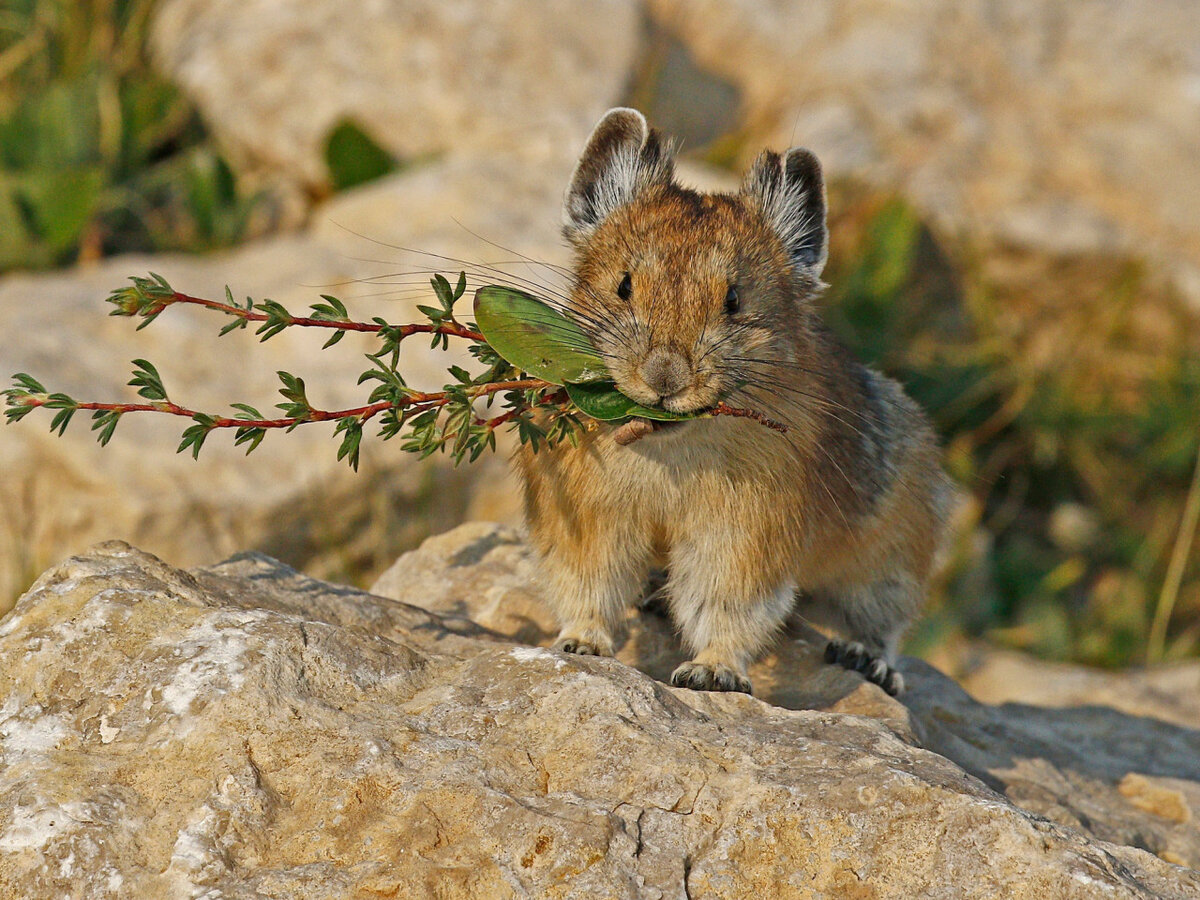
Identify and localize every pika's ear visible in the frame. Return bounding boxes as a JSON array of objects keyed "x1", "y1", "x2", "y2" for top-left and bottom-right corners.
[
  {"x1": 742, "y1": 148, "x2": 828, "y2": 276},
  {"x1": 563, "y1": 108, "x2": 675, "y2": 245}
]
